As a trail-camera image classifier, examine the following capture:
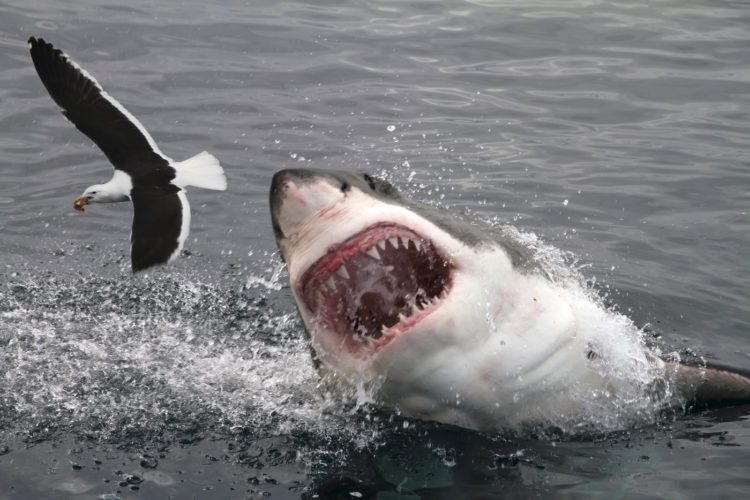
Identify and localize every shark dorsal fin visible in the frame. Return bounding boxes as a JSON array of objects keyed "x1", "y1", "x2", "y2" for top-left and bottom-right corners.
[{"x1": 668, "y1": 361, "x2": 750, "y2": 406}]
